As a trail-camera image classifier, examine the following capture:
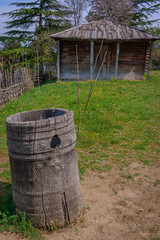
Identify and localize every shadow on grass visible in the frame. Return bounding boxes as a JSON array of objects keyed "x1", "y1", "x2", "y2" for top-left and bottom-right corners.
[
  {"x1": 34, "y1": 78, "x2": 57, "y2": 88},
  {"x1": 0, "y1": 182, "x2": 15, "y2": 215},
  {"x1": 0, "y1": 182, "x2": 44, "y2": 239}
]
